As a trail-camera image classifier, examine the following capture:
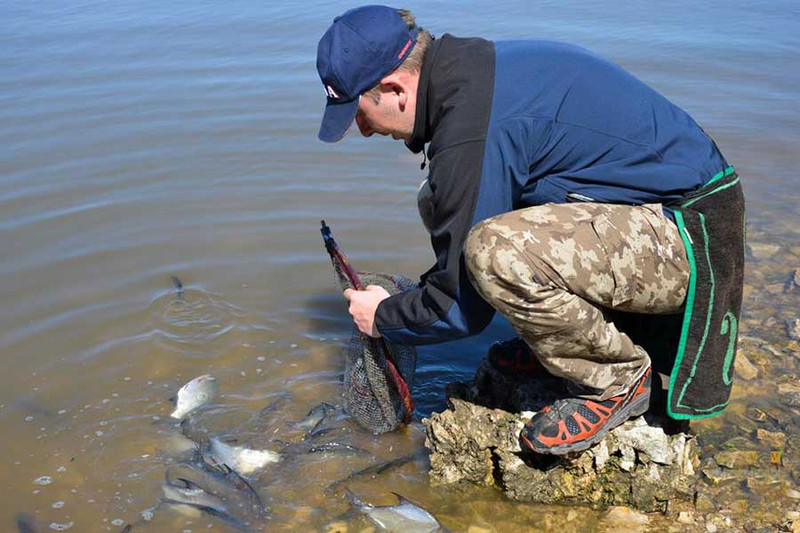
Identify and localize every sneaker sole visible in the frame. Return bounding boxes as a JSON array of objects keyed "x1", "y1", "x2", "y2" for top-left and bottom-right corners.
[{"x1": 522, "y1": 371, "x2": 651, "y2": 456}]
